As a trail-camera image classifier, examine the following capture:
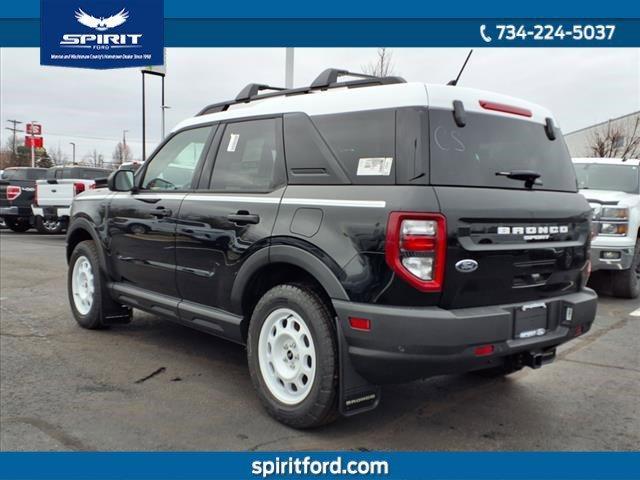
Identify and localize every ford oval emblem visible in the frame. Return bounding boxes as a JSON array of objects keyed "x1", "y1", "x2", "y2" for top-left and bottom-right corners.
[{"x1": 455, "y1": 259, "x2": 478, "y2": 273}]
